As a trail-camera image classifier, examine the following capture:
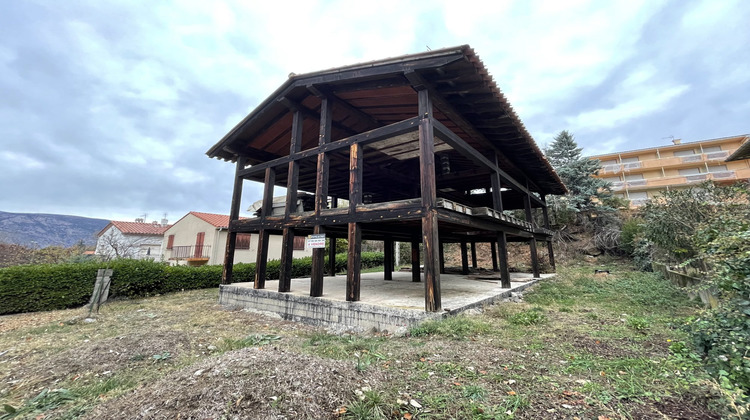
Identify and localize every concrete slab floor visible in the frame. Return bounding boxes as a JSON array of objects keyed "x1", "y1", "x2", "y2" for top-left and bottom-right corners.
[{"x1": 230, "y1": 271, "x2": 555, "y2": 312}]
